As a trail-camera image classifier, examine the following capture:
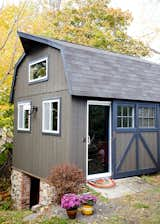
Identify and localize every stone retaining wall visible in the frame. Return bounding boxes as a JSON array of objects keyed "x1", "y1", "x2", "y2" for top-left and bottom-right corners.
[
  {"x1": 39, "y1": 180, "x2": 55, "y2": 205},
  {"x1": 11, "y1": 168, "x2": 55, "y2": 210},
  {"x1": 11, "y1": 169, "x2": 30, "y2": 209}
]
